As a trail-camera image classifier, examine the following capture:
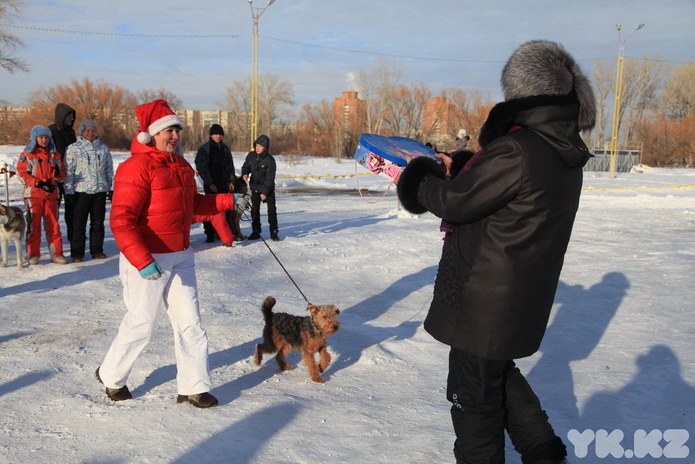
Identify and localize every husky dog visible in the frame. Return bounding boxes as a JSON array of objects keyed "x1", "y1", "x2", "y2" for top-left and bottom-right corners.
[{"x1": 0, "y1": 204, "x2": 26, "y2": 268}]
